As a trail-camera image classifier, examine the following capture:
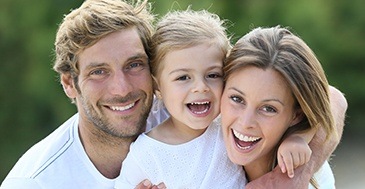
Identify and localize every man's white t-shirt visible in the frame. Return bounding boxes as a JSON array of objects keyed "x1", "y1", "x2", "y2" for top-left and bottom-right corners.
[
  {"x1": 1, "y1": 97, "x2": 169, "y2": 189},
  {"x1": 1, "y1": 114, "x2": 116, "y2": 189}
]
